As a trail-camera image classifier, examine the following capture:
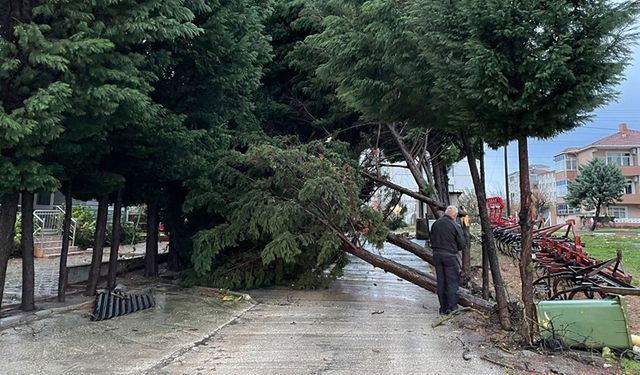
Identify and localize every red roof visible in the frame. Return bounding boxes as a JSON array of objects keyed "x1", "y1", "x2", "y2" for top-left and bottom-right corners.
[{"x1": 590, "y1": 123, "x2": 640, "y2": 147}]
